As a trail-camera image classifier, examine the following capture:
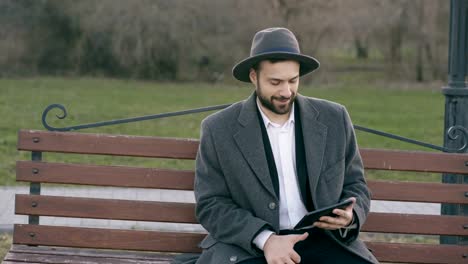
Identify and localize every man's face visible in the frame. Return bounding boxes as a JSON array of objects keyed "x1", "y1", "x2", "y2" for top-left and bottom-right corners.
[{"x1": 250, "y1": 60, "x2": 300, "y2": 115}]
